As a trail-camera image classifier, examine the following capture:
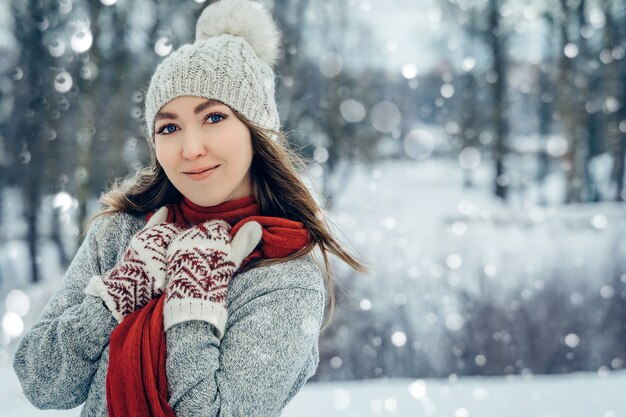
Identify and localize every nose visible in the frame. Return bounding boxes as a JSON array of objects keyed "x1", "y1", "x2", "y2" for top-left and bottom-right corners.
[{"x1": 180, "y1": 129, "x2": 208, "y2": 160}]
